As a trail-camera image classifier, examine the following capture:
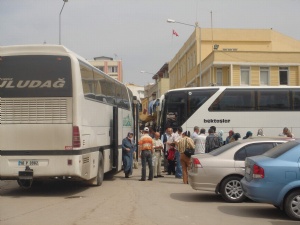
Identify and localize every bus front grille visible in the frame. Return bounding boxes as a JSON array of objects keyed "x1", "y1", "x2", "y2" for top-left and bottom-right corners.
[{"x1": 0, "y1": 98, "x2": 69, "y2": 124}]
